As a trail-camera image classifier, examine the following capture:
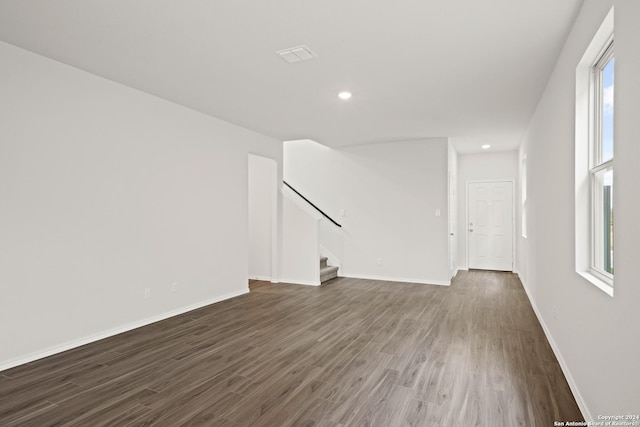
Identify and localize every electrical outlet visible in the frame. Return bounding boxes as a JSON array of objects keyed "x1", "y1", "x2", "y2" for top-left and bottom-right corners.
[
  {"x1": 553, "y1": 305, "x2": 557, "y2": 320},
  {"x1": 377, "y1": 257, "x2": 383, "y2": 266},
  {"x1": 171, "y1": 282, "x2": 178, "y2": 293},
  {"x1": 144, "y1": 288, "x2": 151, "y2": 299}
]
